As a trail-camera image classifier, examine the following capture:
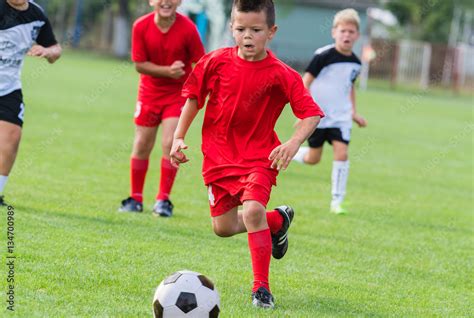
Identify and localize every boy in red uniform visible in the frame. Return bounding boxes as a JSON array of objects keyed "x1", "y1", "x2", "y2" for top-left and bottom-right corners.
[
  {"x1": 119, "y1": 0, "x2": 205, "y2": 216},
  {"x1": 170, "y1": 0, "x2": 324, "y2": 308}
]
